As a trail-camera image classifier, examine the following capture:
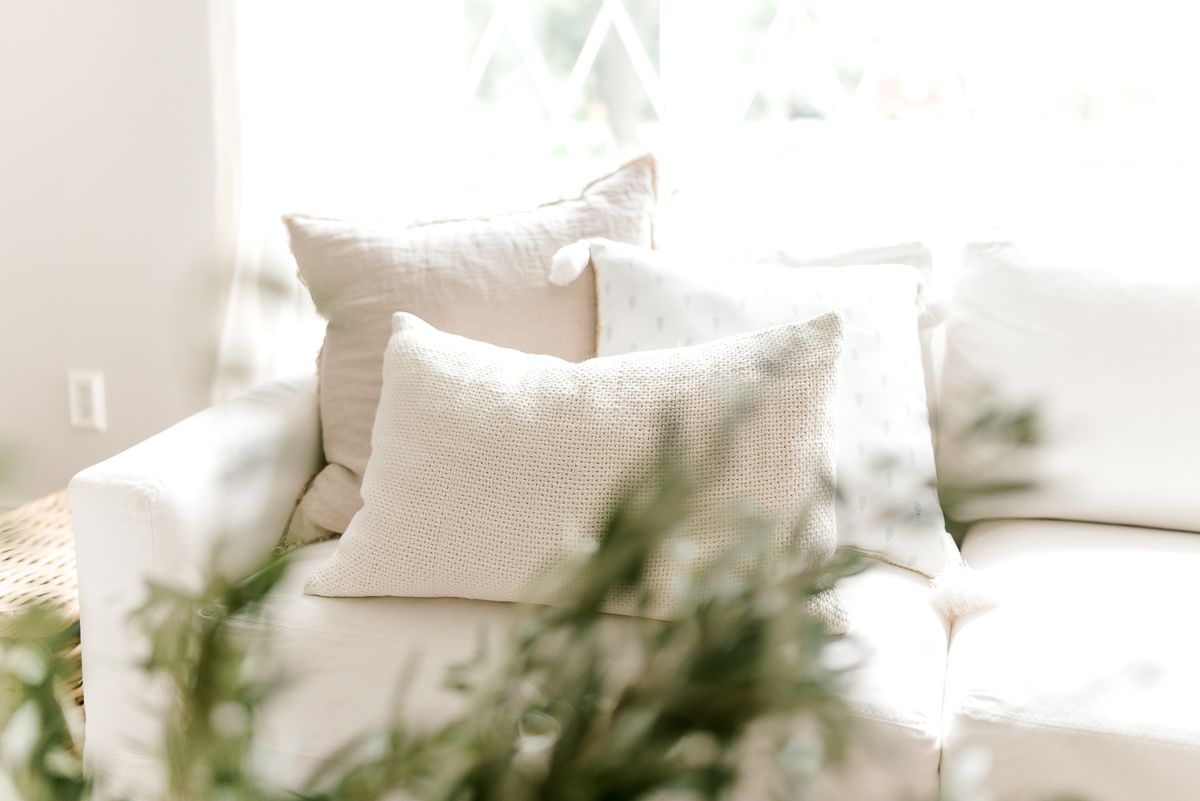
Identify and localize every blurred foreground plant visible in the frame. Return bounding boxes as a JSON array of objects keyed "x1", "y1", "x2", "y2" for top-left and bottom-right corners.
[
  {"x1": 0, "y1": 408, "x2": 1051, "y2": 801},
  {"x1": 300, "y1": 434, "x2": 865, "y2": 801},
  {"x1": 0, "y1": 609, "x2": 86, "y2": 801},
  {"x1": 1, "y1": 427, "x2": 867, "y2": 801},
  {"x1": 933, "y1": 389, "x2": 1042, "y2": 546}
]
